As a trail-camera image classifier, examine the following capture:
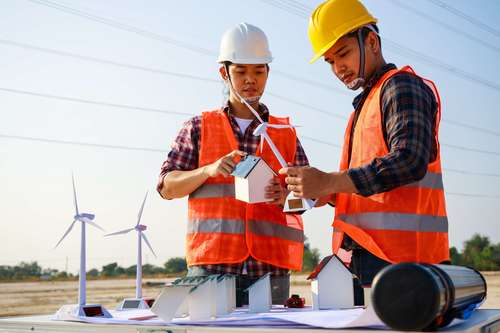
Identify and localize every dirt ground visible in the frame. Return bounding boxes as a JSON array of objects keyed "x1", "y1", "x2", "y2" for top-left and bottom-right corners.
[{"x1": 1, "y1": 273, "x2": 499, "y2": 318}]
